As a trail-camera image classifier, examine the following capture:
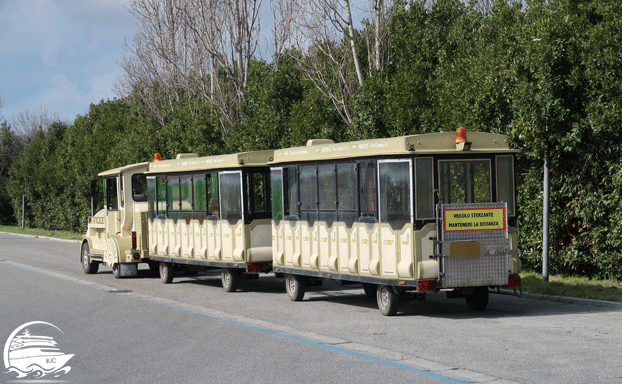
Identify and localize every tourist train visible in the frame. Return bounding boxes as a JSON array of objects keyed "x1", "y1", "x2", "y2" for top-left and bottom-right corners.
[{"x1": 81, "y1": 129, "x2": 521, "y2": 315}]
